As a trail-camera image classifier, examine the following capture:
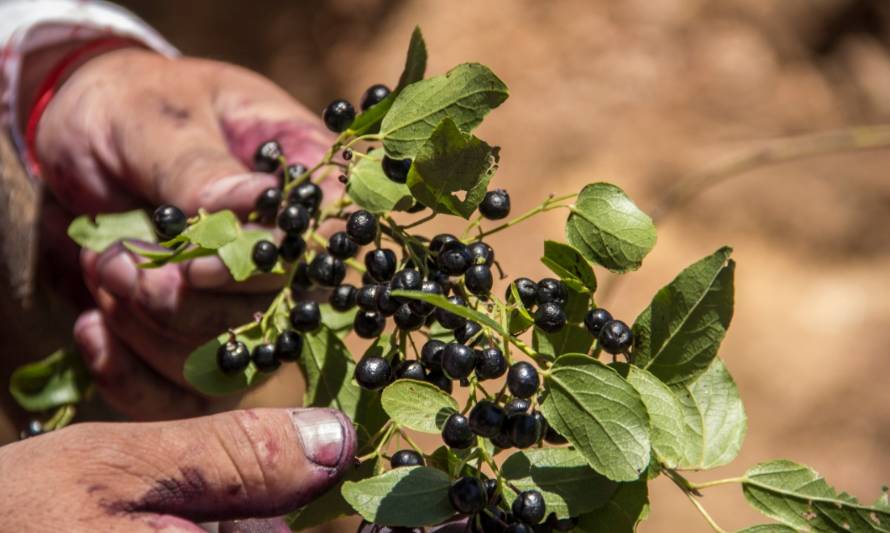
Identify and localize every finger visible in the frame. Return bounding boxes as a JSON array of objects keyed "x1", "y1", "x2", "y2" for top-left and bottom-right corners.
[{"x1": 73, "y1": 309, "x2": 210, "y2": 420}]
